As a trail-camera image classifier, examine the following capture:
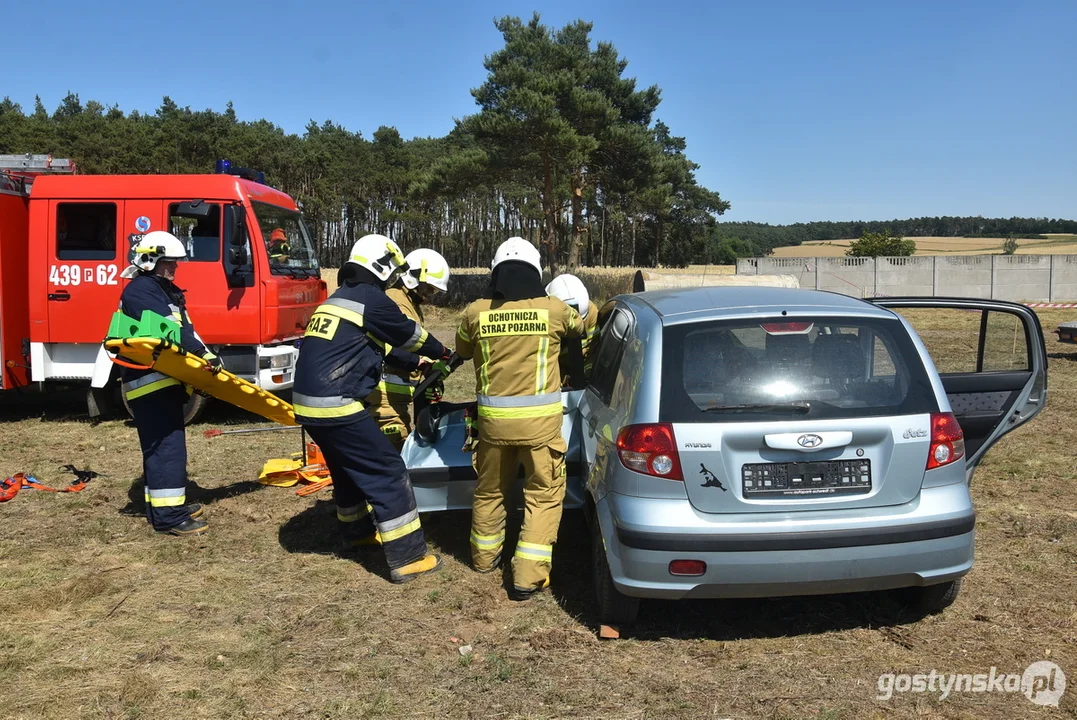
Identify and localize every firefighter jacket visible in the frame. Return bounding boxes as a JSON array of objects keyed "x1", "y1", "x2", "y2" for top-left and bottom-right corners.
[
  {"x1": 367, "y1": 285, "x2": 426, "y2": 402},
  {"x1": 118, "y1": 273, "x2": 211, "y2": 400},
  {"x1": 558, "y1": 299, "x2": 601, "y2": 387},
  {"x1": 582, "y1": 300, "x2": 599, "y2": 374},
  {"x1": 293, "y1": 281, "x2": 446, "y2": 426},
  {"x1": 456, "y1": 297, "x2": 584, "y2": 445}
]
